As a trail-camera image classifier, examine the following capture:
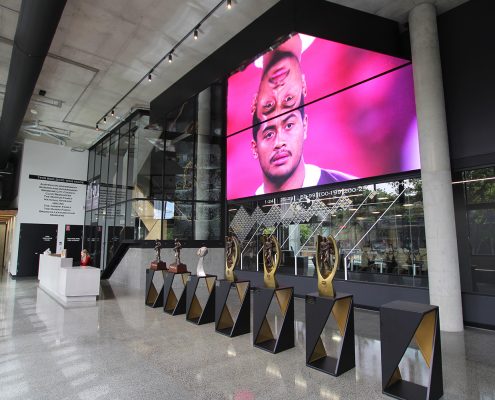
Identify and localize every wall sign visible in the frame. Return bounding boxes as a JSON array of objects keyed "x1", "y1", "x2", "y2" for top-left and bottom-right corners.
[{"x1": 29, "y1": 174, "x2": 87, "y2": 218}]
